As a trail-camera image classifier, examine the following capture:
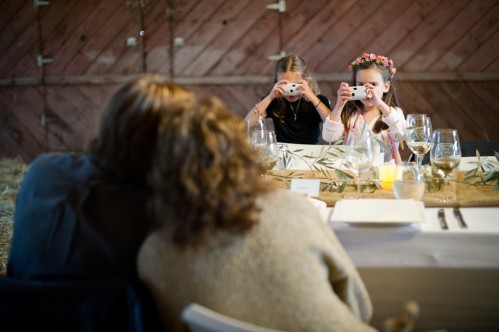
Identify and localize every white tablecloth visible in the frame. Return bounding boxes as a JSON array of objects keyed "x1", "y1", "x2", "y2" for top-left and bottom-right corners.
[
  {"x1": 324, "y1": 206, "x2": 499, "y2": 331},
  {"x1": 328, "y1": 207, "x2": 499, "y2": 269},
  {"x1": 284, "y1": 143, "x2": 499, "y2": 330}
]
